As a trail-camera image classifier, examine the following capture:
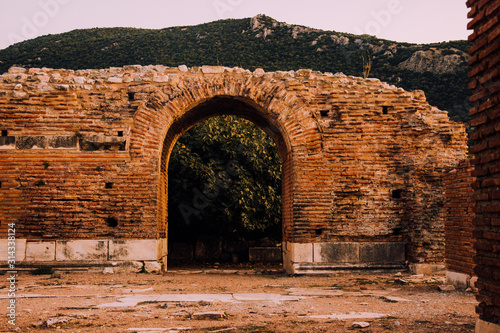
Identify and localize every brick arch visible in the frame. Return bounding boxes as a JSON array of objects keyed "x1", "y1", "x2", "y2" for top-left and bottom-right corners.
[
  {"x1": 128, "y1": 74, "x2": 322, "y2": 269},
  {"x1": 129, "y1": 73, "x2": 322, "y2": 160}
]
